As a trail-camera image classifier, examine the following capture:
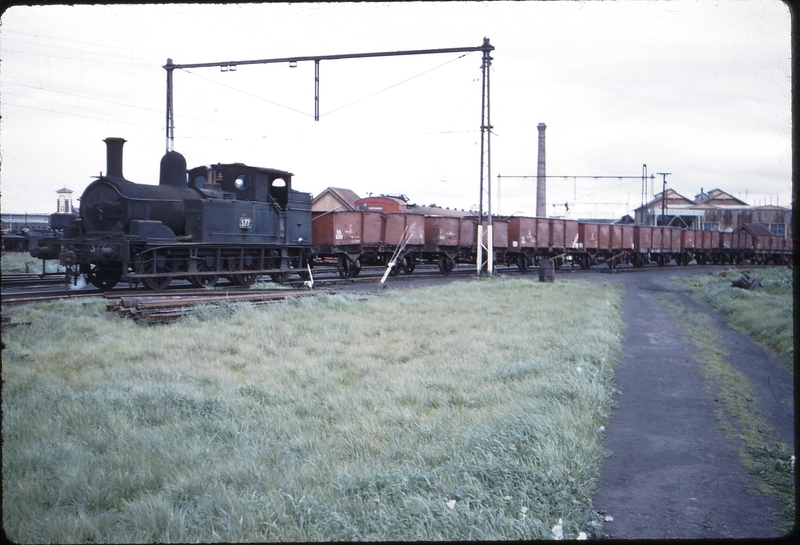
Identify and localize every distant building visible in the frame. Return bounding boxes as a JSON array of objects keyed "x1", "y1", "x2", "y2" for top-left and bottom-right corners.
[
  {"x1": 312, "y1": 187, "x2": 361, "y2": 212},
  {"x1": 56, "y1": 187, "x2": 74, "y2": 214},
  {"x1": 634, "y1": 188, "x2": 792, "y2": 238}
]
